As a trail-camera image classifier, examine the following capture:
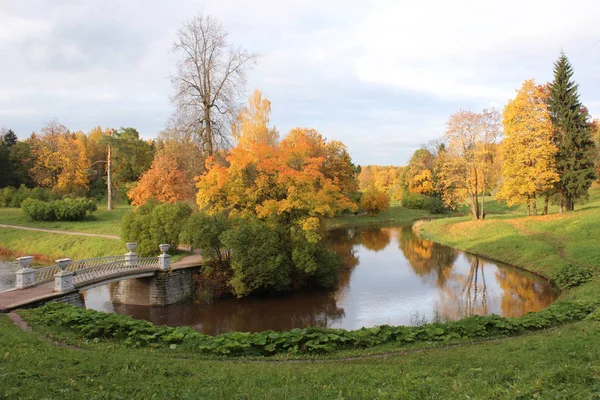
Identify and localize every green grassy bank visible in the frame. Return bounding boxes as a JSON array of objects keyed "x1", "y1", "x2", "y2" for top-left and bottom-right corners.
[
  {"x1": 2, "y1": 311, "x2": 600, "y2": 398},
  {"x1": 0, "y1": 204, "x2": 129, "y2": 236},
  {"x1": 327, "y1": 201, "x2": 439, "y2": 229}
]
